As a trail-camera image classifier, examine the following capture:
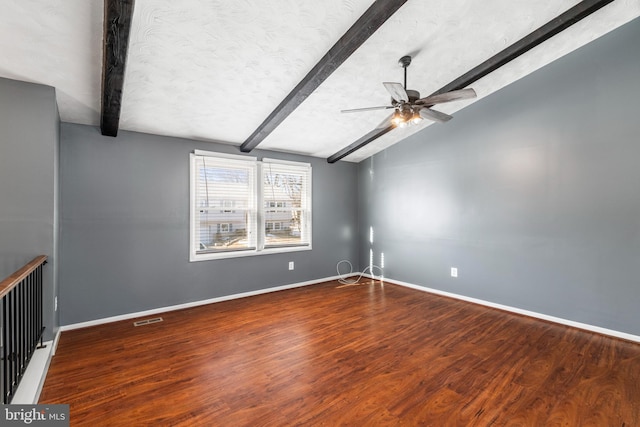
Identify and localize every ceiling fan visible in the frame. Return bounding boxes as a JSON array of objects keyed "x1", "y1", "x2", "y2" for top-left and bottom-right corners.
[{"x1": 341, "y1": 55, "x2": 477, "y2": 127}]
